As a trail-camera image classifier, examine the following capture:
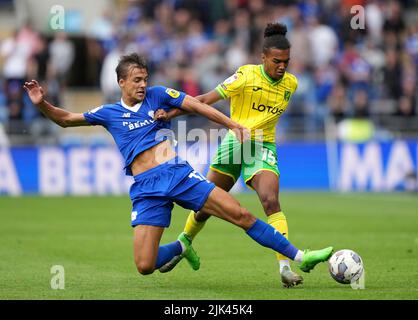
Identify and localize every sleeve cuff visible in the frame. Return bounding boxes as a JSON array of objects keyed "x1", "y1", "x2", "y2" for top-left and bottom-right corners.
[{"x1": 215, "y1": 85, "x2": 228, "y2": 99}]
